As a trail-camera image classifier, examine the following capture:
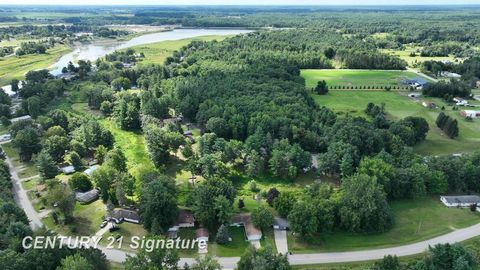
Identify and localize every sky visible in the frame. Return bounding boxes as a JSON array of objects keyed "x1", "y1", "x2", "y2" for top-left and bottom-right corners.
[{"x1": 1, "y1": 0, "x2": 480, "y2": 6}]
